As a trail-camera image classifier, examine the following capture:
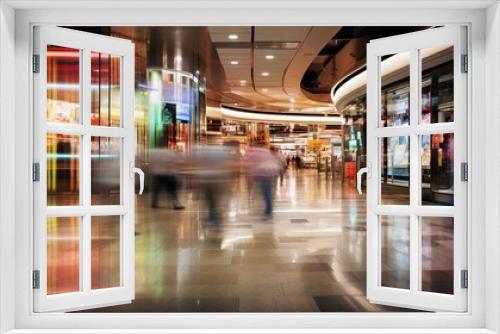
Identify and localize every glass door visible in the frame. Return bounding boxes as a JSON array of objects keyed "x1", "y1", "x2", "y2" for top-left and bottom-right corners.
[
  {"x1": 365, "y1": 26, "x2": 467, "y2": 312},
  {"x1": 33, "y1": 26, "x2": 141, "y2": 312}
]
